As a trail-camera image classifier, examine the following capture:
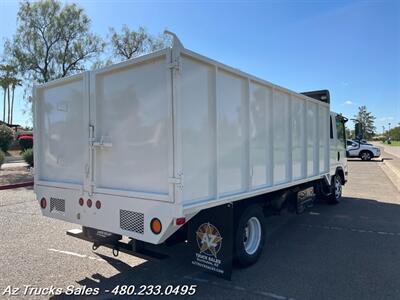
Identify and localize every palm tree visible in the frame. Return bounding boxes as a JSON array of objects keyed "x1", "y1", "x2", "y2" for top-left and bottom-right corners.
[
  {"x1": 7, "y1": 78, "x2": 11, "y2": 124},
  {"x1": 0, "y1": 77, "x2": 7, "y2": 122},
  {"x1": 0, "y1": 64, "x2": 17, "y2": 124},
  {"x1": 10, "y1": 77, "x2": 22, "y2": 125}
]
